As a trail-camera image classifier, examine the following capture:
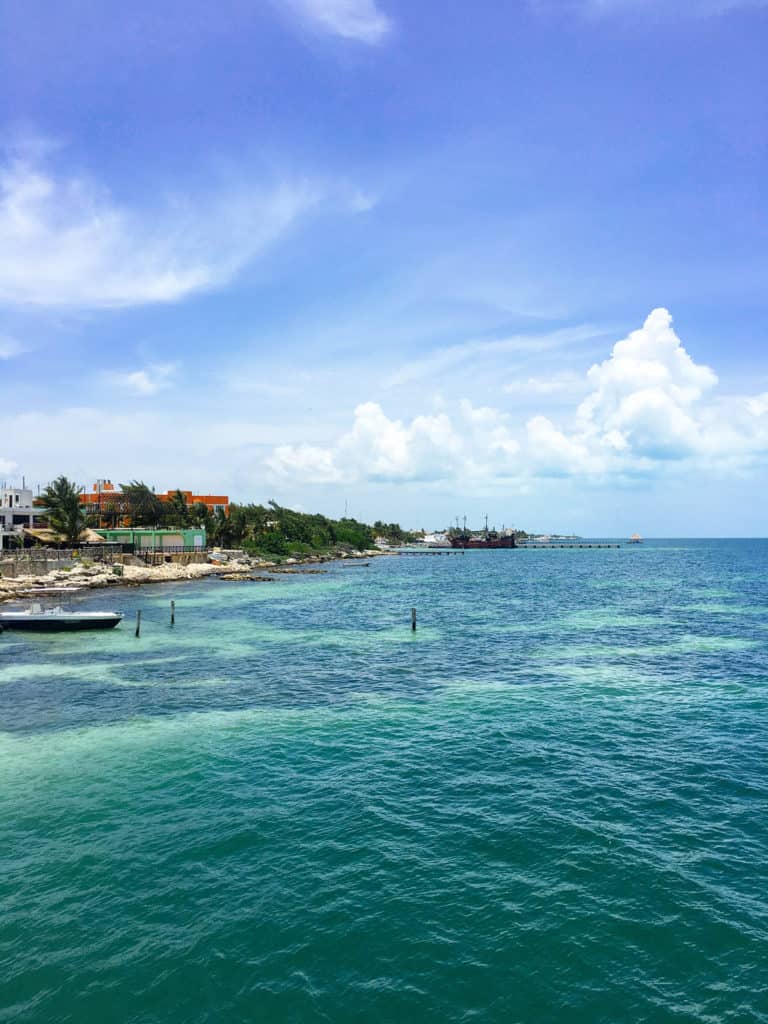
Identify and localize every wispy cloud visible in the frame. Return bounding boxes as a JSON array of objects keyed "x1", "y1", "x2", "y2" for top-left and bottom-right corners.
[
  {"x1": 105, "y1": 362, "x2": 178, "y2": 396},
  {"x1": 280, "y1": 0, "x2": 393, "y2": 43},
  {"x1": 386, "y1": 324, "x2": 610, "y2": 388},
  {"x1": 0, "y1": 335, "x2": 24, "y2": 359},
  {"x1": 348, "y1": 189, "x2": 380, "y2": 212},
  {"x1": 504, "y1": 370, "x2": 588, "y2": 397},
  {"x1": 0, "y1": 152, "x2": 322, "y2": 310}
]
